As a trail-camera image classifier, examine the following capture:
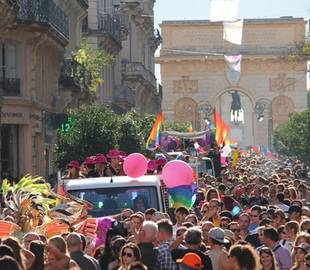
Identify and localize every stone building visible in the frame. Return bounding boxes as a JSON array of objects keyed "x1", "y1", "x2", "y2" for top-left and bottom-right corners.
[
  {"x1": 78, "y1": 0, "x2": 162, "y2": 113},
  {"x1": 157, "y1": 17, "x2": 308, "y2": 149},
  {"x1": 0, "y1": 0, "x2": 87, "y2": 179}
]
